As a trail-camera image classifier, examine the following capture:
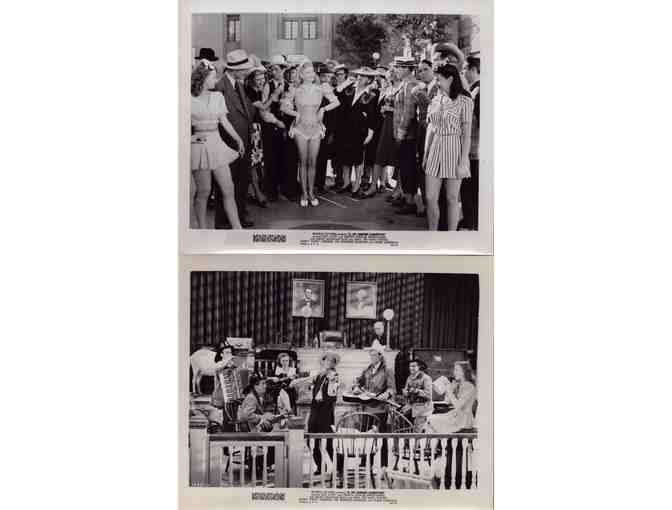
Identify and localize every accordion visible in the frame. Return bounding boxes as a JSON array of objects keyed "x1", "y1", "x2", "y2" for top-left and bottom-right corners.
[{"x1": 212, "y1": 366, "x2": 245, "y2": 423}]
